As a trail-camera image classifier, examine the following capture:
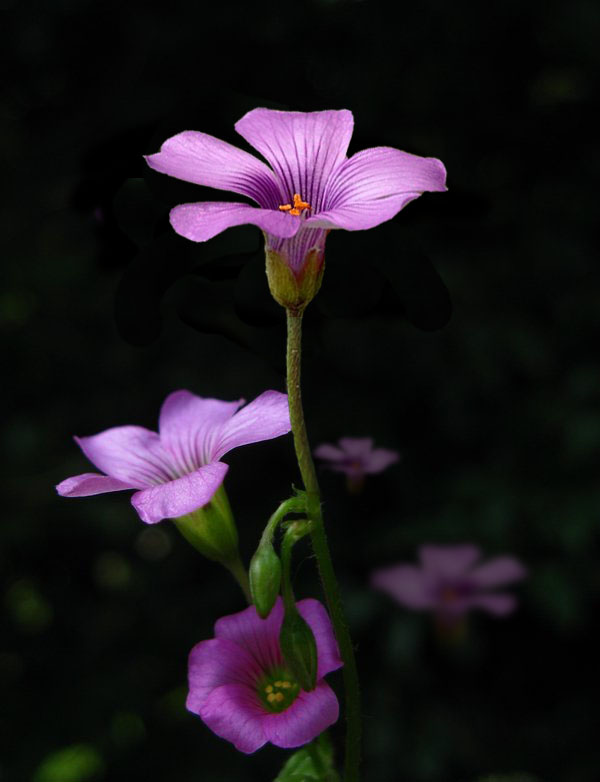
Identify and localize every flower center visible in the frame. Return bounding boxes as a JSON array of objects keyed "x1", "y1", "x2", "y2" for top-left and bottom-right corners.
[
  {"x1": 258, "y1": 669, "x2": 300, "y2": 713},
  {"x1": 278, "y1": 193, "x2": 312, "y2": 216},
  {"x1": 440, "y1": 585, "x2": 459, "y2": 604}
]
